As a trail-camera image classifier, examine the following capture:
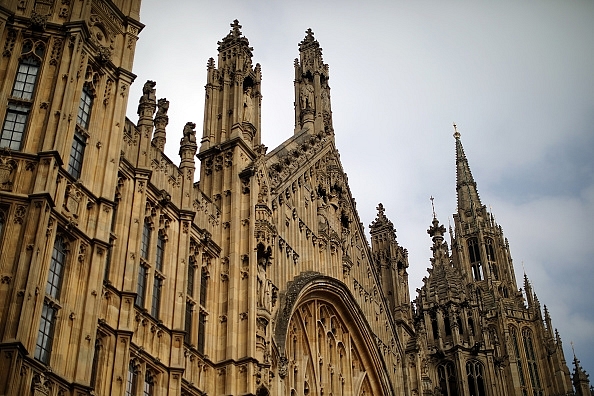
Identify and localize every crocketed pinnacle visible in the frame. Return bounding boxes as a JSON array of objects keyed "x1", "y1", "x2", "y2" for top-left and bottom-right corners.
[
  {"x1": 454, "y1": 123, "x2": 482, "y2": 213},
  {"x1": 370, "y1": 203, "x2": 395, "y2": 236},
  {"x1": 425, "y1": 215, "x2": 463, "y2": 301},
  {"x1": 217, "y1": 19, "x2": 253, "y2": 55}
]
